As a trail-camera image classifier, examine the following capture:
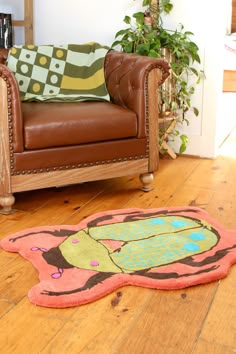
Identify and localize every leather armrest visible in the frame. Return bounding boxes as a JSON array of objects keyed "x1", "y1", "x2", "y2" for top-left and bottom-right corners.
[
  {"x1": 0, "y1": 63, "x2": 24, "y2": 152},
  {"x1": 0, "y1": 48, "x2": 8, "y2": 64},
  {"x1": 104, "y1": 50, "x2": 170, "y2": 138}
]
